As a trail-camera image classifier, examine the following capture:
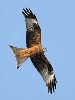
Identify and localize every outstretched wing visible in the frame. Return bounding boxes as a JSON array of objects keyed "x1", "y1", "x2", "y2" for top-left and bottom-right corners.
[
  {"x1": 22, "y1": 8, "x2": 41, "y2": 48},
  {"x1": 30, "y1": 53, "x2": 57, "y2": 93},
  {"x1": 22, "y1": 8, "x2": 57, "y2": 93}
]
